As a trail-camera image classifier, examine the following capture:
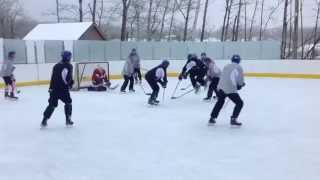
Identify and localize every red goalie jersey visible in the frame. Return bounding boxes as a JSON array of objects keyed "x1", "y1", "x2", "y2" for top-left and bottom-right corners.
[{"x1": 92, "y1": 68, "x2": 110, "y2": 86}]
